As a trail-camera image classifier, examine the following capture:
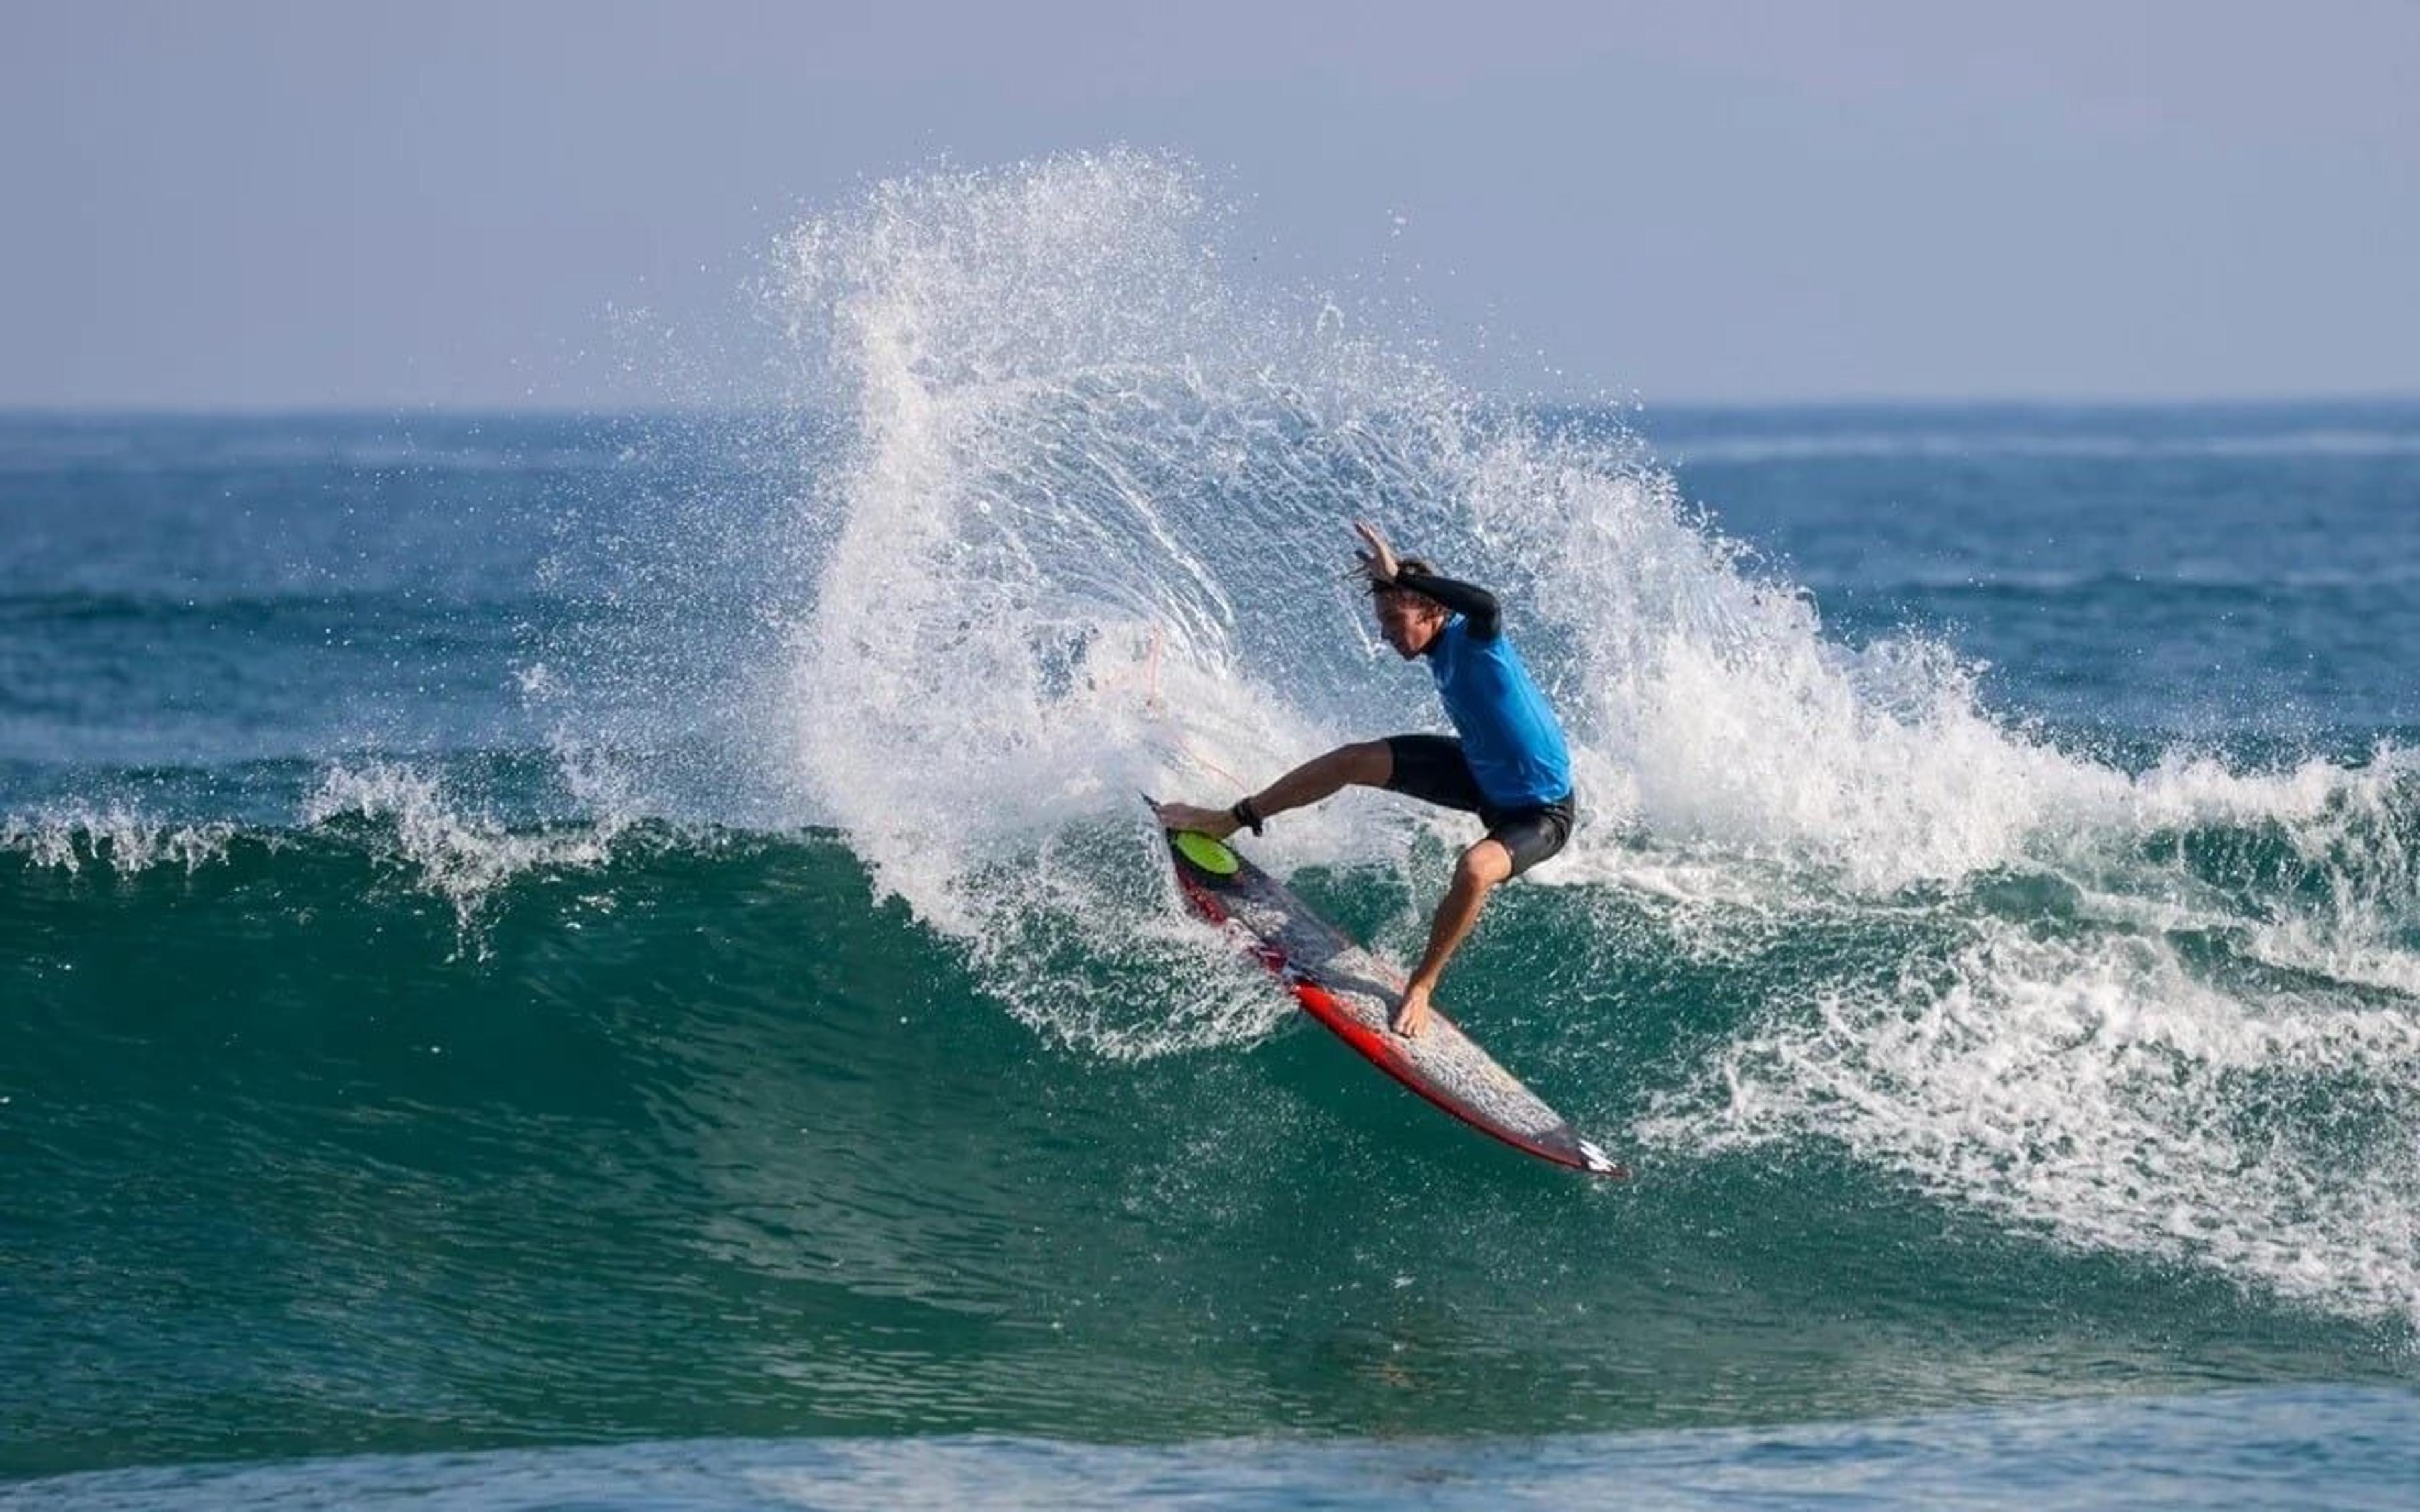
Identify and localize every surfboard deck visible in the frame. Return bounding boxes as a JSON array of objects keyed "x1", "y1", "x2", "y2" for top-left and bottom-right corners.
[{"x1": 1153, "y1": 808, "x2": 1625, "y2": 1177}]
